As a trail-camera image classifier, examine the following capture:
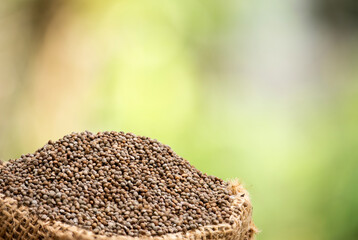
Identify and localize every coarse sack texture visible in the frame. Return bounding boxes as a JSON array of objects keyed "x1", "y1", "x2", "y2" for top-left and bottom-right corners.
[{"x1": 0, "y1": 166, "x2": 256, "y2": 240}]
